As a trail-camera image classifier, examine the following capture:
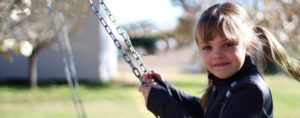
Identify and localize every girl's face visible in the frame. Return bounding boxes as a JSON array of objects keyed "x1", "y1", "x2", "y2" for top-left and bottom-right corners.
[{"x1": 198, "y1": 35, "x2": 247, "y2": 79}]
